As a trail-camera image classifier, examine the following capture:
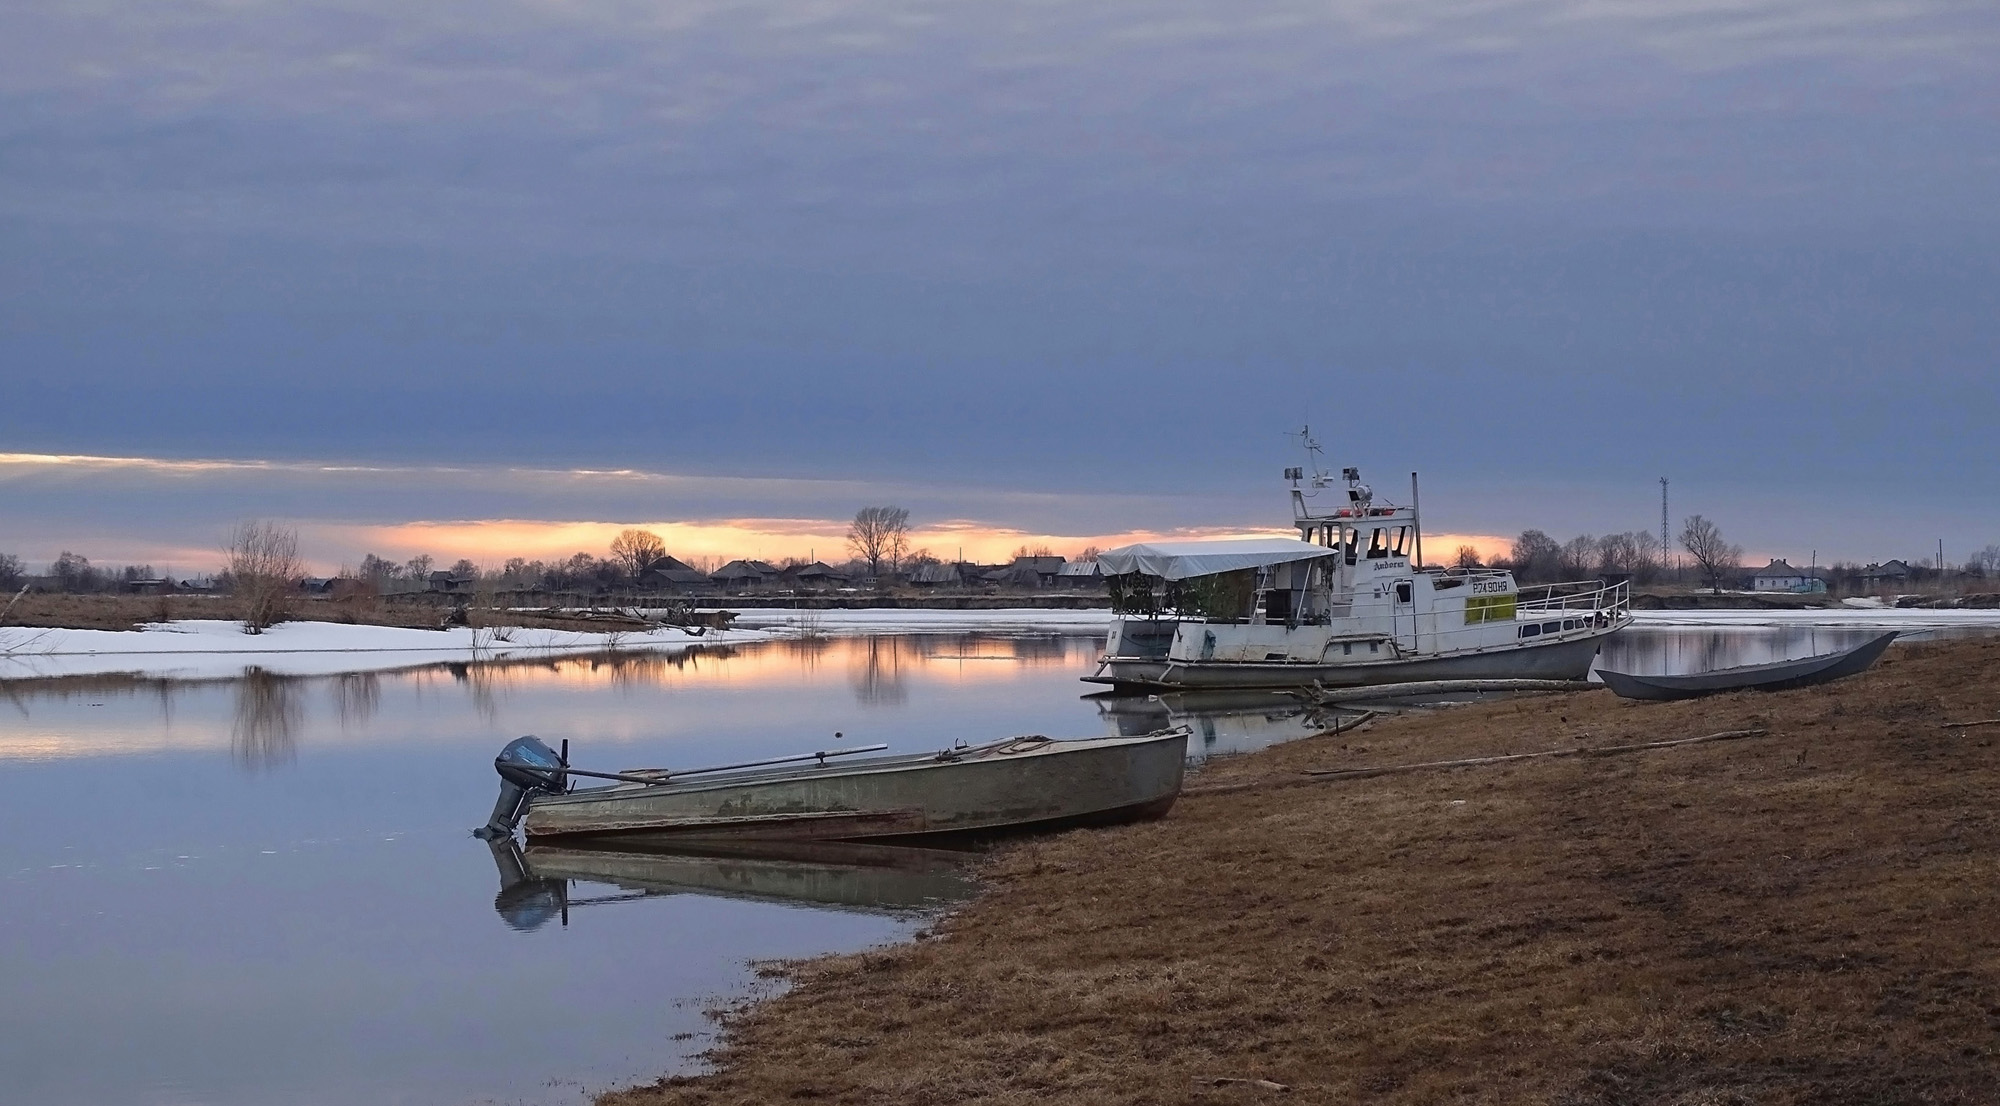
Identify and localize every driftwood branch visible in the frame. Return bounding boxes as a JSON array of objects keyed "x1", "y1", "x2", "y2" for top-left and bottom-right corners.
[
  {"x1": 1292, "y1": 678, "x2": 1598, "y2": 705},
  {"x1": 0, "y1": 584, "x2": 26, "y2": 627},
  {"x1": 1303, "y1": 729, "x2": 1767, "y2": 780},
  {"x1": 1941, "y1": 718, "x2": 2000, "y2": 730},
  {"x1": 1195, "y1": 1076, "x2": 1290, "y2": 1092}
]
